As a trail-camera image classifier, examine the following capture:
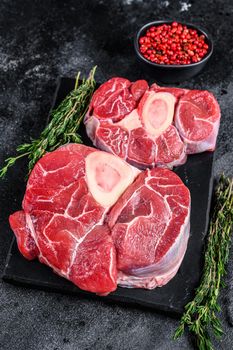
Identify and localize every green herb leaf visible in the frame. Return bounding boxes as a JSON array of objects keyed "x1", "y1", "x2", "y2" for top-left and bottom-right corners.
[
  {"x1": 174, "y1": 174, "x2": 233, "y2": 350},
  {"x1": 0, "y1": 66, "x2": 97, "y2": 178}
]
